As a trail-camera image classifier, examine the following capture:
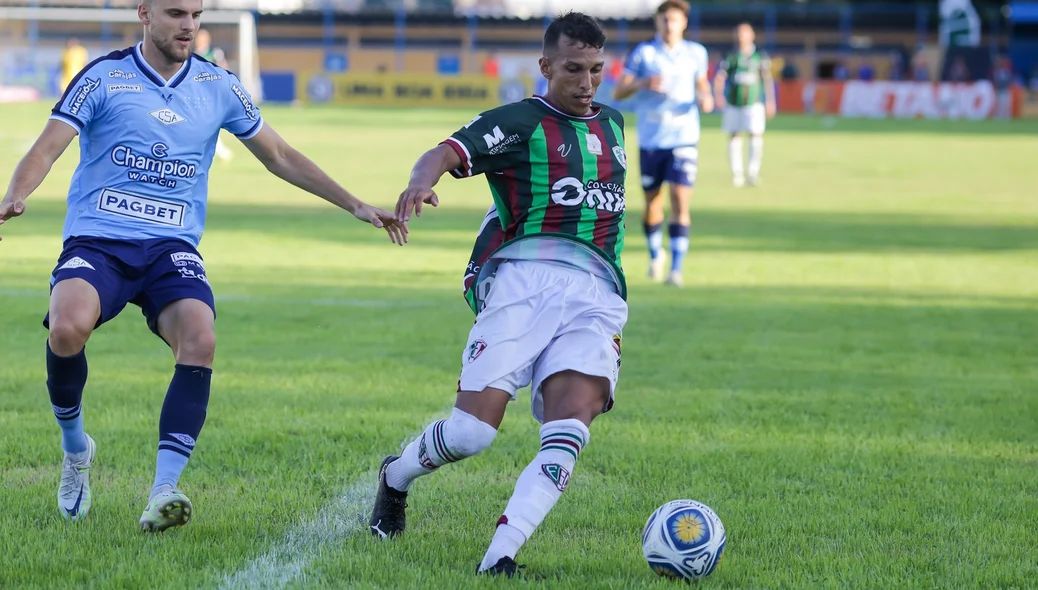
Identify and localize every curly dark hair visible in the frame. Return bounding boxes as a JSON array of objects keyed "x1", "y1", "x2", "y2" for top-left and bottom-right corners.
[{"x1": 543, "y1": 11, "x2": 607, "y2": 54}]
